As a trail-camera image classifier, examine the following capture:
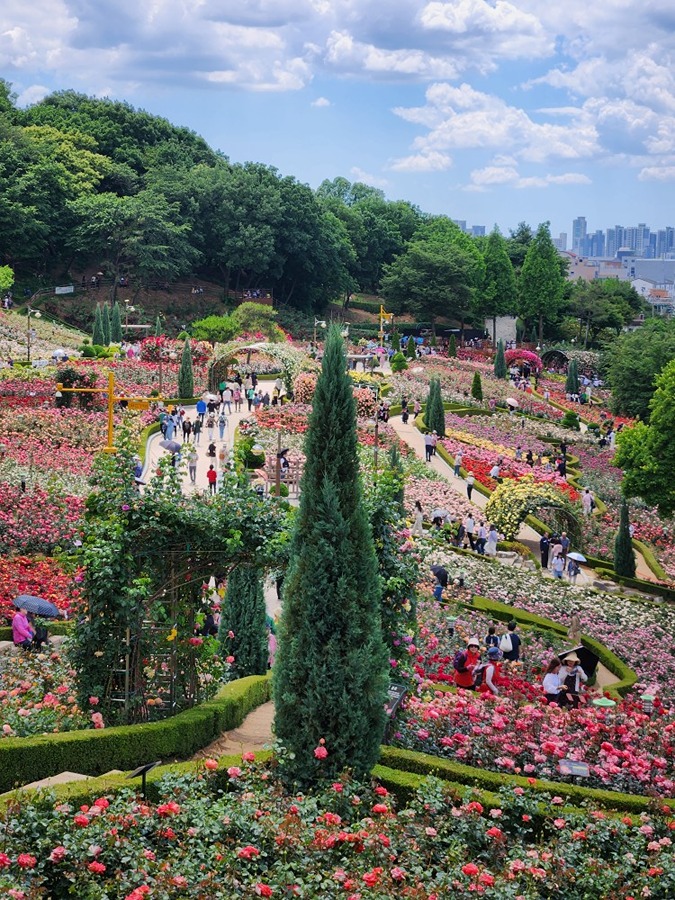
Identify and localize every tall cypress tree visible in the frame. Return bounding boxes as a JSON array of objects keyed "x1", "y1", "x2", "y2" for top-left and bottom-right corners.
[
  {"x1": 110, "y1": 302, "x2": 123, "y2": 343},
  {"x1": 274, "y1": 325, "x2": 388, "y2": 784},
  {"x1": 218, "y1": 565, "x2": 268, "y2": 677},
  {"x1": 178, "y1": 338, "x2": 194, "y2": 398},
  {"x1": 448, "y1": 334, "x2": 457, "y2": 357},
  {"x1": 471, "y1": 371, "x2": 483, "y2": 401},
  {"x1": 424, "y1": 377, "x2": 446, "y2": 436},
  {"x1": 614, "y1": 498, "x2": 636, "y2": 578},
  {"x1": 101, "y1": 304, "x2": 111, "y2": 346},
  {"x1": 565, "y1": 358, "x2": 580, "y2": 394},
  {"x1": 92, "y1": 305, "x2": 105, "y2": 346},
  {"x1": 494, "y1": 340, "x2": 507, "y2": 378},
  {"x1": 155, "y1": 316, "x2": 163, "y2": 337},
  {"x1": 405, "y1": 335, "x2": 417, "y2": 359}
]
